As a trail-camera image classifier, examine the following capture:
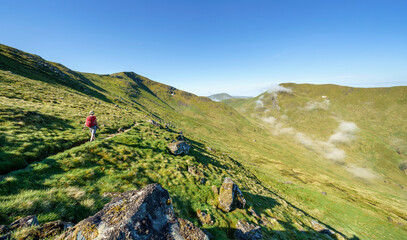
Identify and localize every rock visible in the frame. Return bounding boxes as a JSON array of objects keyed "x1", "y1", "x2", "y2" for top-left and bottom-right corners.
[
  {"x1": 9, "y1": 215, "x2": 39, "y2": 230},
  {"x1": 178, "y1": 218, "x2": 209, "y2": 240},
  {"x1": 197, "y1": 210, "x2": 213, "y2": 225},
  {"x1": 218, "y1": 178, "x2": 246, "y2": 212},
  {"x1": 206, "y1": 147, "x2": 215, "y2": 152},
  {"x1": 59, "y1": 183, "x2": 206, "y2": 240},
  {"x1": 188, "y1": 166, "x2": 204, "y2": 177},
  {"x1": 177, "y1": 134, "x2": 184, "y2": 141},
  {"x1": 102, "y1": 192, "x2": 121, "y2": 198},
  {"x1": 147, "y1": 119, "x2": 162, "y2": 128},
  {"x1": 168, "y1": 141, "x2": 191, "y2": 155},
  {"x1": 39, "y1": 220, "x2": 73, "y2": 238},
  {"x1": 235, "y1": 220, "x2": 262, "y2": 240},
  {"x1": 321, "y1": 191, "x2": 327, "y2": 195}
]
